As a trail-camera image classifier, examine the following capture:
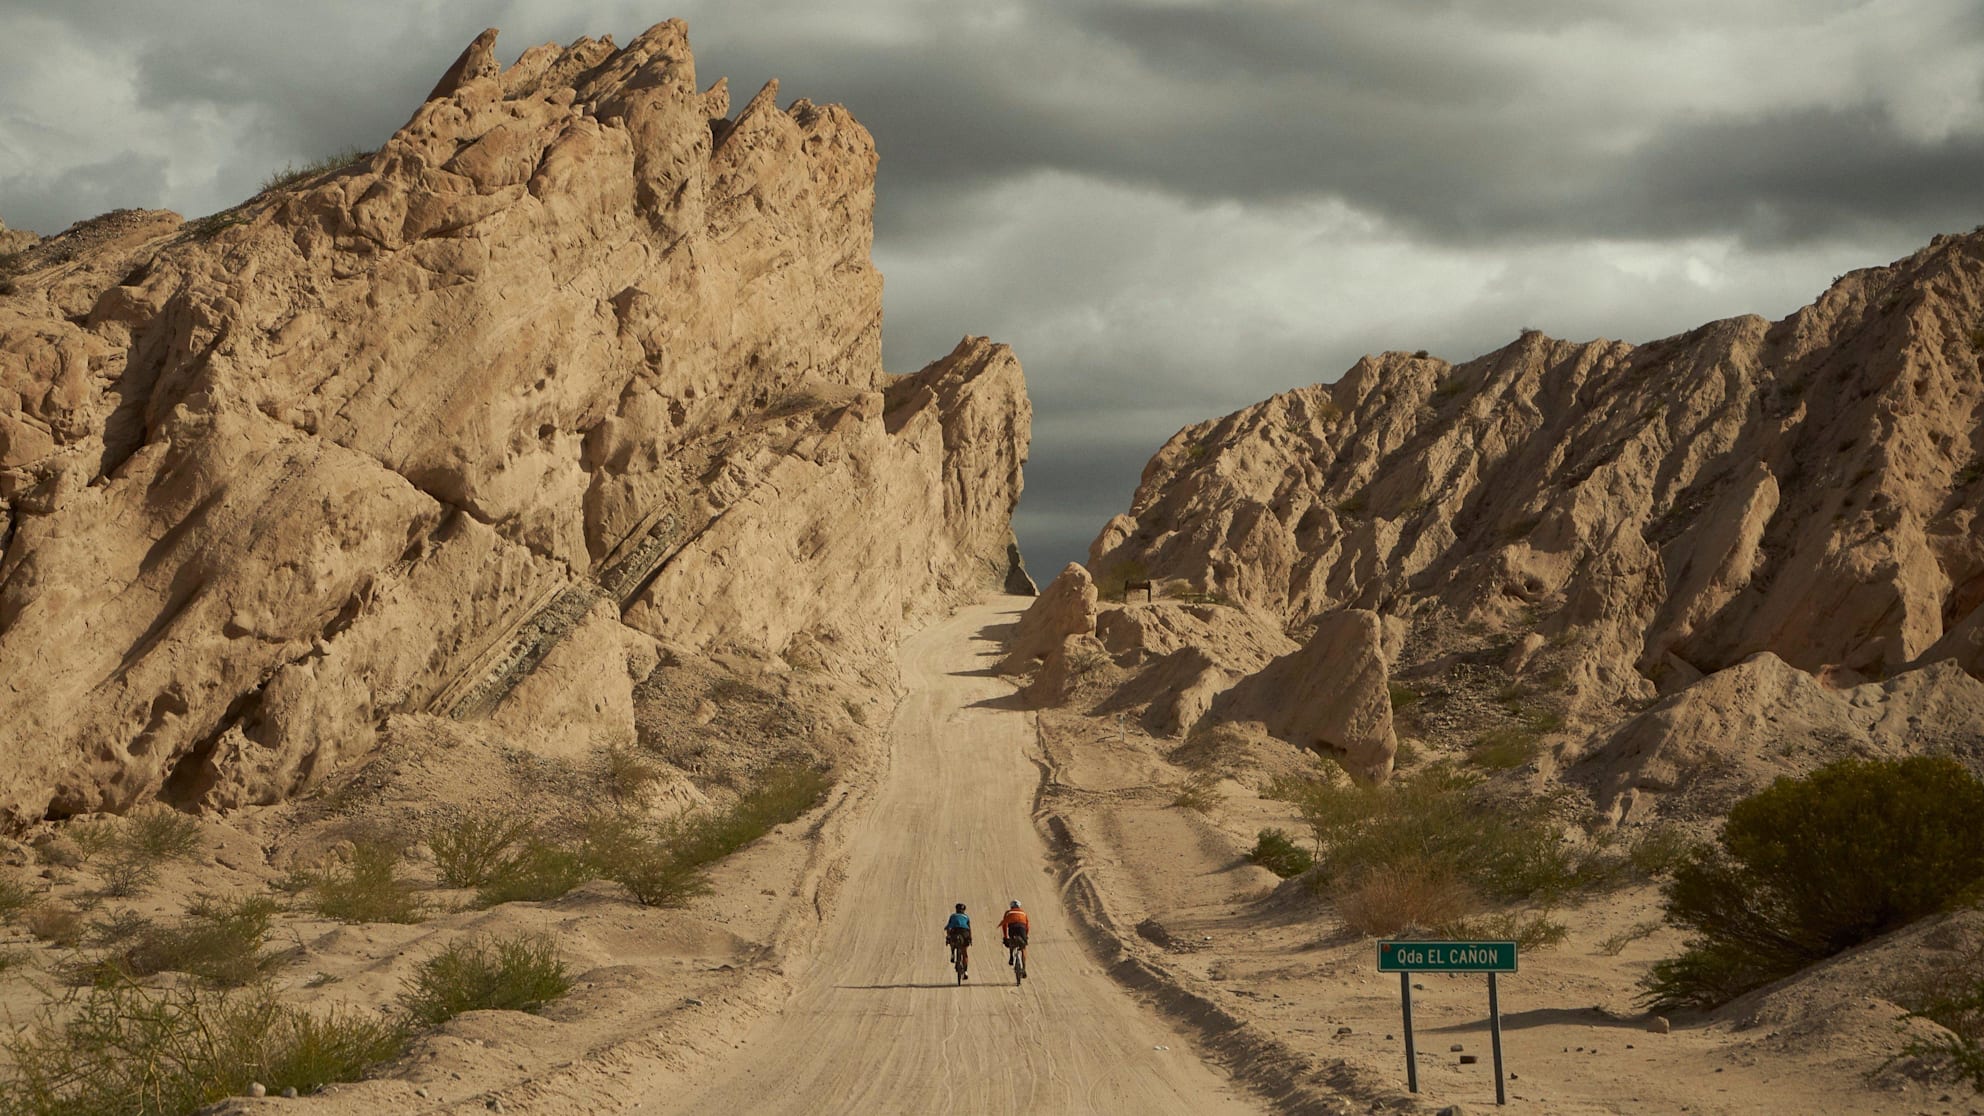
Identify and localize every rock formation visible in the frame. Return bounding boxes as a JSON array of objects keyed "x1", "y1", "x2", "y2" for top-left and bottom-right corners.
[
  {"x1": 0, "y1": 23, "x2": 1029, "y2": 829},
  {"x1": 0, "y1": 218, "x2": 36, "y2": 257},
  {"x1": 1015, "y1": 230, "x2": 1984, "y2": 797}
]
